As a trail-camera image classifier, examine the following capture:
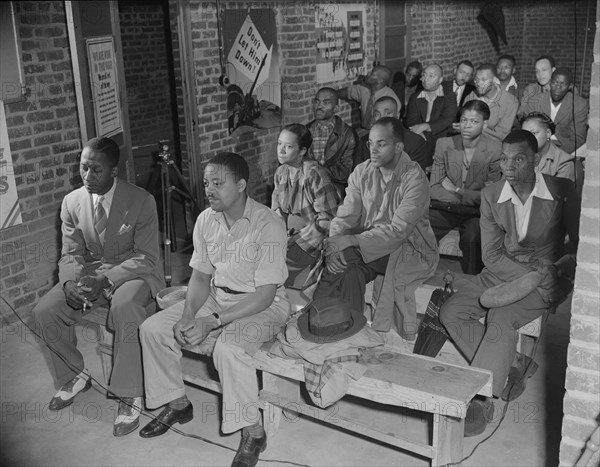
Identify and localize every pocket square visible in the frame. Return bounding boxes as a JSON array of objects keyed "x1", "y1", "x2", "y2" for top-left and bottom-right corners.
[{"x1": 118, "y1": 224, "x2": 133, "y2": 235}]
